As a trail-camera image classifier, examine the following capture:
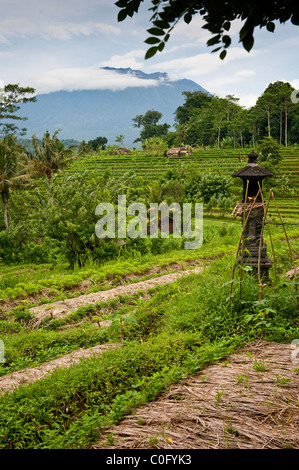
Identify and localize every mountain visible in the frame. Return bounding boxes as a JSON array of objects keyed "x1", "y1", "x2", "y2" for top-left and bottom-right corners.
[{"x1": 18, "y1": 67, "x2": 209, "y2": 148}]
